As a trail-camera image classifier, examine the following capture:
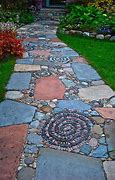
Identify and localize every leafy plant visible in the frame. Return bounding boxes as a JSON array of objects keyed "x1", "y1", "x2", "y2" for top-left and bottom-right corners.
[
  {"x1": 59, "y1": 5, "x2": 114, "y2": 33},
  {"x1": 0, "y1": 30, "x2": 24, "y2": 59},
  {"x1": 0, "y1": 10, "x2": 35, "y2": 24}
]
